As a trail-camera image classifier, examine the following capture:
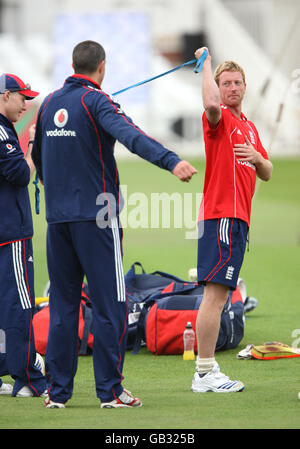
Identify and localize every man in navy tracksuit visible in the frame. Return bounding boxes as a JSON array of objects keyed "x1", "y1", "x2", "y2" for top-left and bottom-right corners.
[
  {"x1": 0, "y1": 73, "x2": 47, "y2": 397},
  {"x1": 32, "y1": 40, "x2": 197, "y2": 408}
]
